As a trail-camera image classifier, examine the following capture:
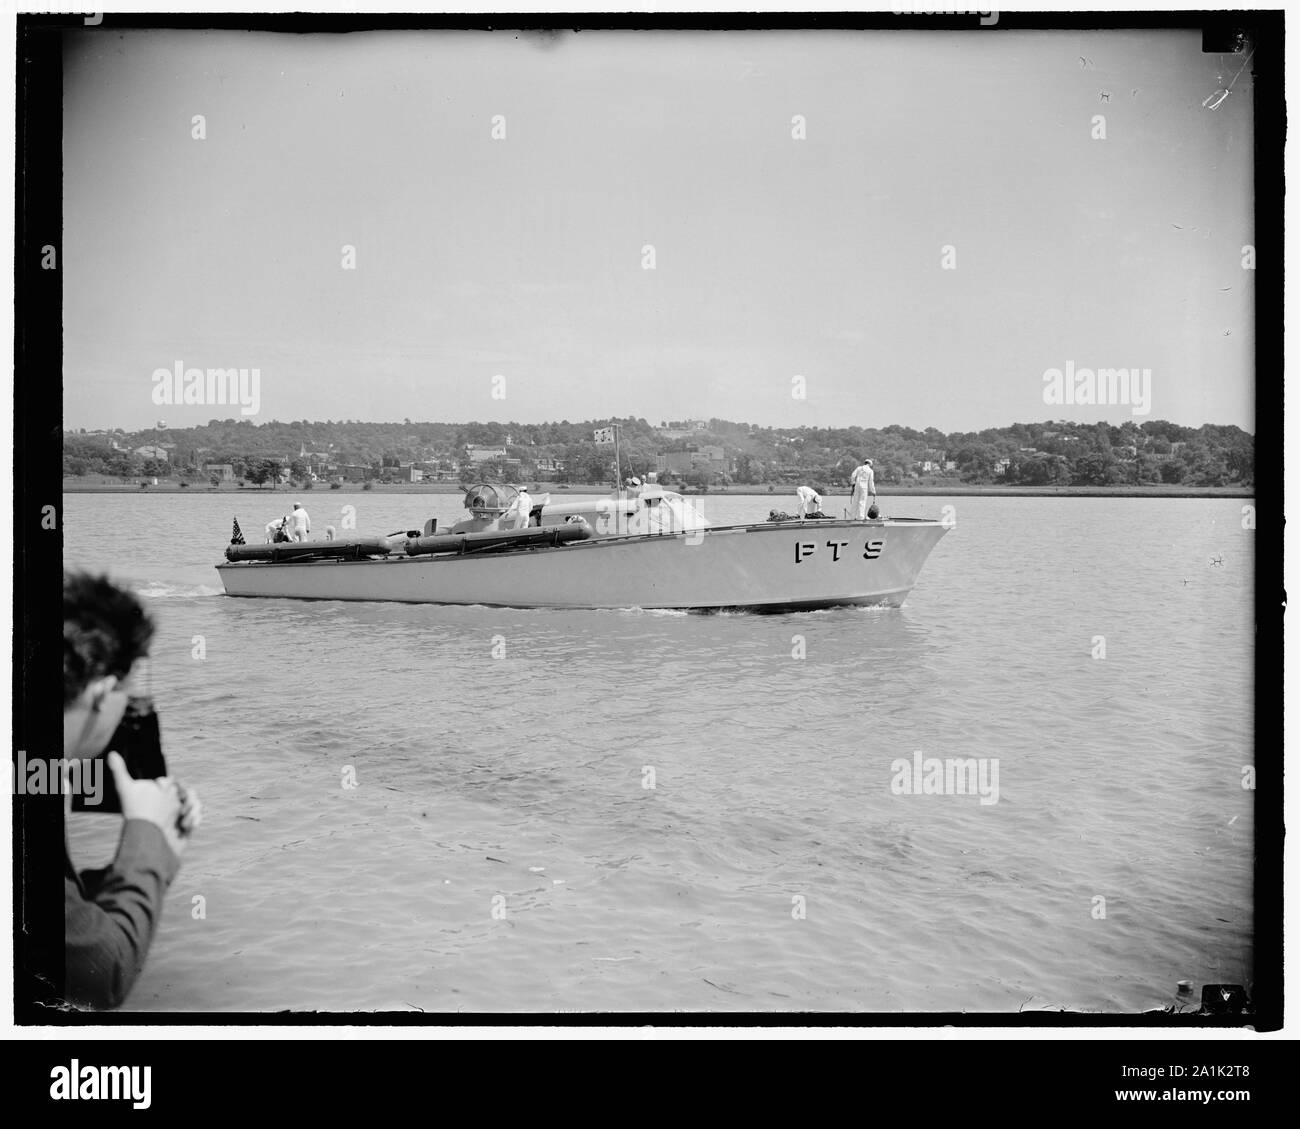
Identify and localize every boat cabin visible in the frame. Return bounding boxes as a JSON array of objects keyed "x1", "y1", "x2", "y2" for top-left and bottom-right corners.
[
  {"x1": 454, "y1": 482, "x2": 711, "y2": 538},
  {"x1": 538, "y1": 486, "x2": 712, "y2": 537}
]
